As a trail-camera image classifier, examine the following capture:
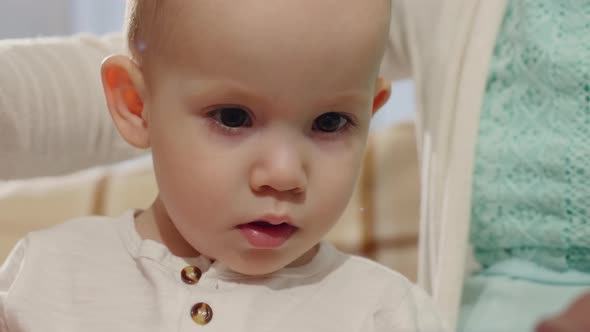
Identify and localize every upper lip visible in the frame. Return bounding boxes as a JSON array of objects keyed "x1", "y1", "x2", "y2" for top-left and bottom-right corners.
[{"x1": 250, "y1": 214, "x2": 295, "y2": 226}]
